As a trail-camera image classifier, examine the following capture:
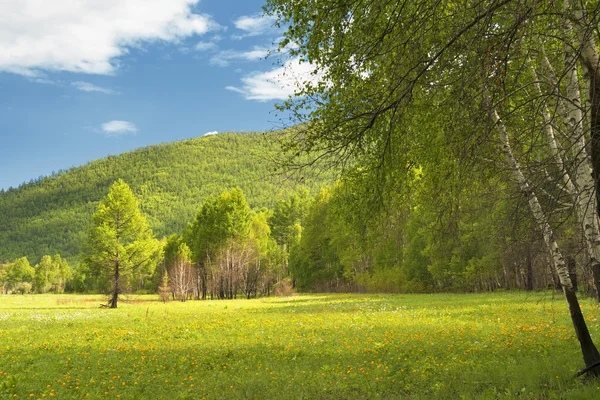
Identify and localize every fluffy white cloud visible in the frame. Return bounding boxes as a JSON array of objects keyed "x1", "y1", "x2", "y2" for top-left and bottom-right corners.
[
  {"x1": 226, "y1": 58, "x2": 323, "y2": 102},
  {"x1": 0, "y1": 1, "x2": 218, "y2": 77},
  {"x1": 233, "y1": 14, "x2": 278, "y2": 38},
  {"x1": 72, "y1": 81, "x2": 115, "y2": 94},
  {"x1": 101, "y1": 120, "x2": 138, "y2": 136},
  {"x1": 203, "y1": 131, "x2": 219, "y2": 136},
  {"x1": 210, "y1": 47, "x2": 269, "y2": 66}
]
